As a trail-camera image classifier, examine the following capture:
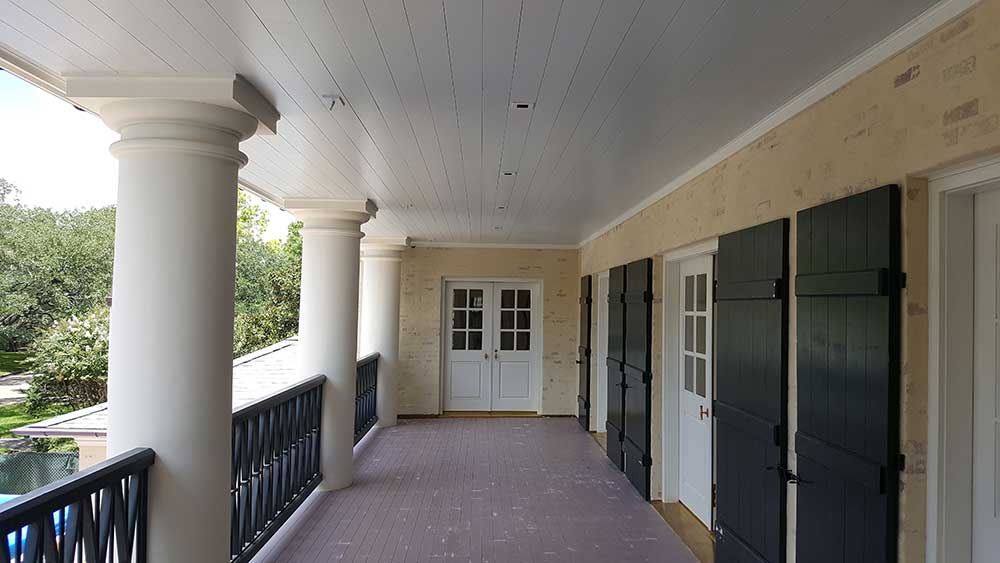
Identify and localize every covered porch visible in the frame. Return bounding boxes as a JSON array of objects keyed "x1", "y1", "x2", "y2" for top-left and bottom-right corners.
[{"x1": 1, "y1": 0, "x2": 1000, "y2": 561}]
